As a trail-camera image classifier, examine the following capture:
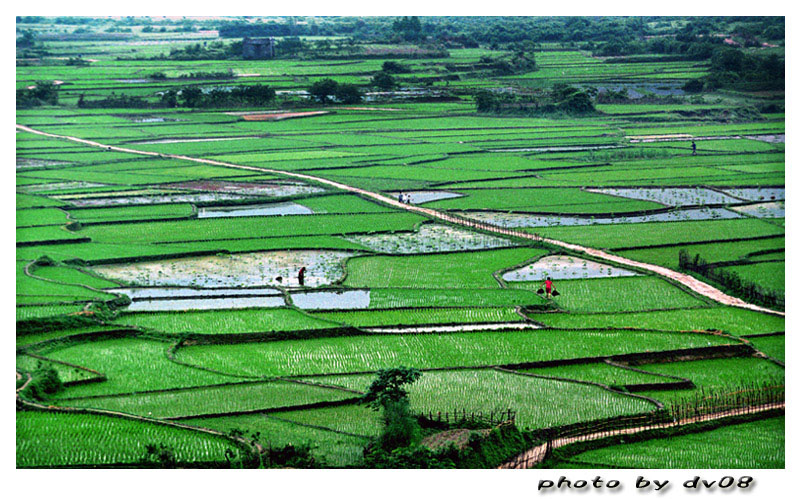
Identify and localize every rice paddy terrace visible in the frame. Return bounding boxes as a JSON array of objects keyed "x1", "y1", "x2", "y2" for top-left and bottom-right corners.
[{"x1": 16, "y1": 17, "x2": 784, "y2": 469}]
